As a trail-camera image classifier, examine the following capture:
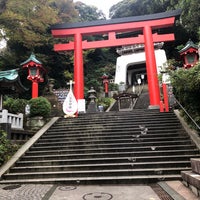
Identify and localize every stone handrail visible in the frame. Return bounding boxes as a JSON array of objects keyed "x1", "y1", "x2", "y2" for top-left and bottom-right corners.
[{"x1": 0, "y1": 109, "x2": 23, "y2": 130}]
